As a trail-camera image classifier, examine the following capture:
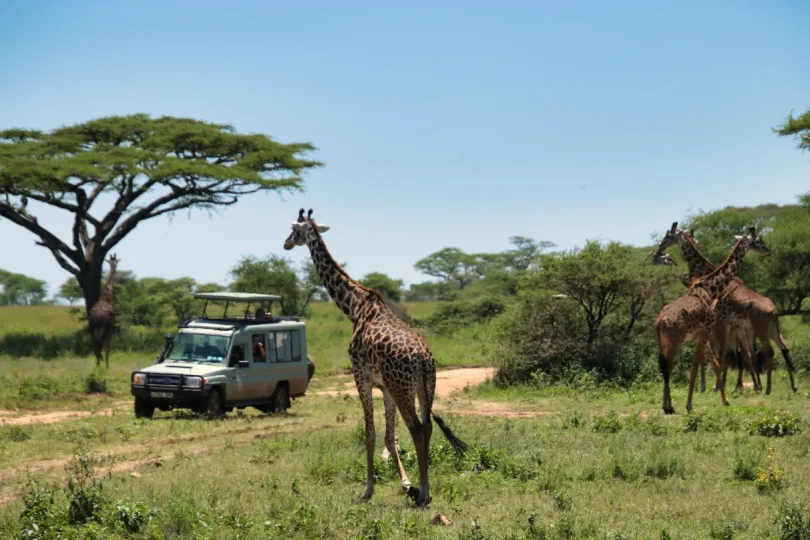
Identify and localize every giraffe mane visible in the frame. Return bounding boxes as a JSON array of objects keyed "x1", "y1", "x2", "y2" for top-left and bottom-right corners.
[
  {"x1": 305, "y1": 216, "x2": 386, "y2": 303},
  {"x1": 689, "y1": 235, "x2": 745, "y2": 286}
]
